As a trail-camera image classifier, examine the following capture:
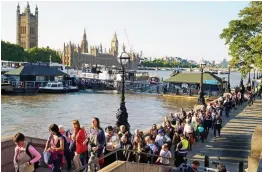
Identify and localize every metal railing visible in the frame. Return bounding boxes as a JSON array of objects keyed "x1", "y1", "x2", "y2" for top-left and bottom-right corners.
[
  {"x1": 9, "y1": 80, "x2": 73, "y2": 88},
  {"x1": 72, "y1": 148, "x2": 227, "y2": 172}
]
